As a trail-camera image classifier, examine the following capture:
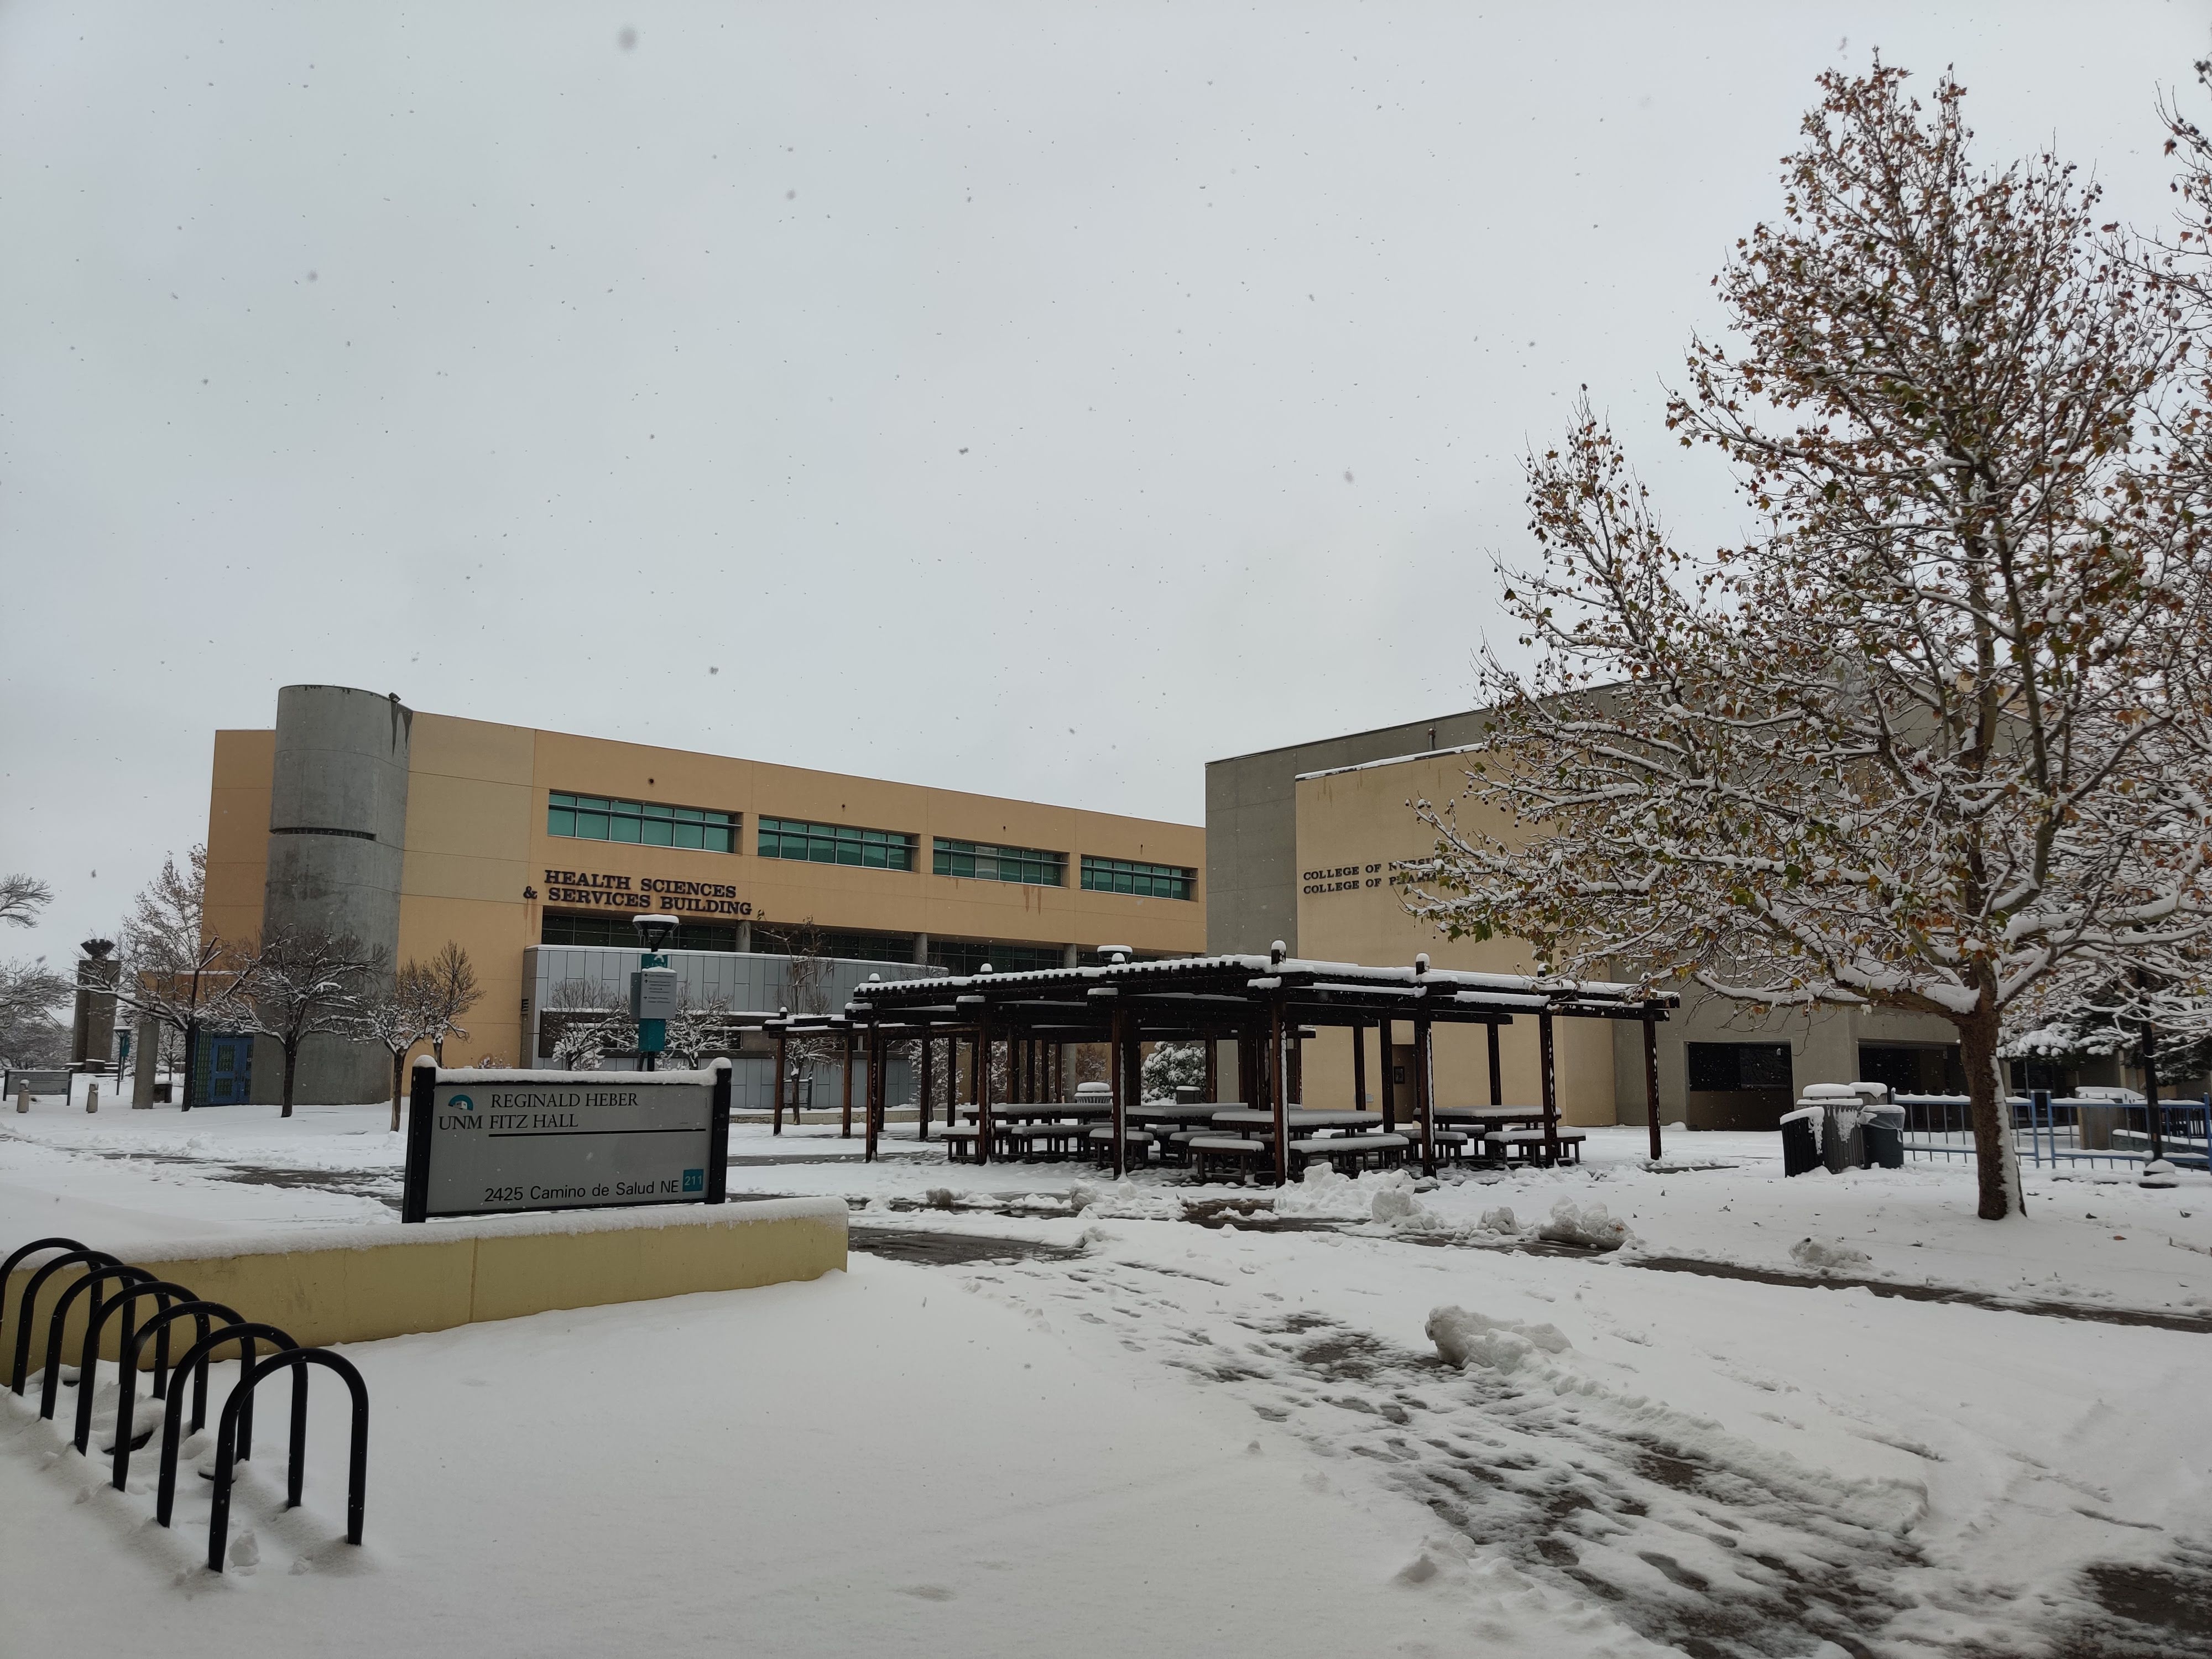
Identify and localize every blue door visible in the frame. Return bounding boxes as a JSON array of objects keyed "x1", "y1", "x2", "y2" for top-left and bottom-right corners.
[{"x1": 199, "y1": 1035, "x2": 254, "y2": 1105}]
